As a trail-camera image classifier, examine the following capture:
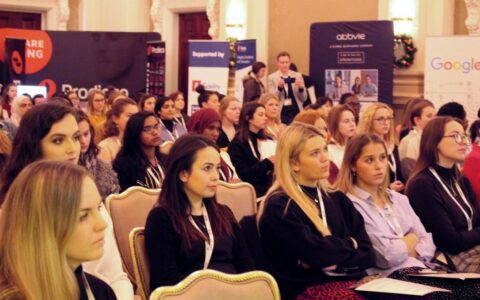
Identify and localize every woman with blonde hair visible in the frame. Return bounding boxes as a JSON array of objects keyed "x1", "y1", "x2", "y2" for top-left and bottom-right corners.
[
  {"x1": 258, "y1": 93, "x2": 286, "y2": 140},
  {"x1": 358, "y1": 103, "x2": 404, "y2": 191},
  {"x1": 0, "y1": 160, "x2": 115, "y2": 299},
  {"x1": 217, "y1": 95, "x2": 241, "y2": 148},
  {"x1": 86, "y1": 89, "x2": 107, "y2": 129},
  {"x1": 258, "y1": 123, "x2": 374, "y2": 300}
]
